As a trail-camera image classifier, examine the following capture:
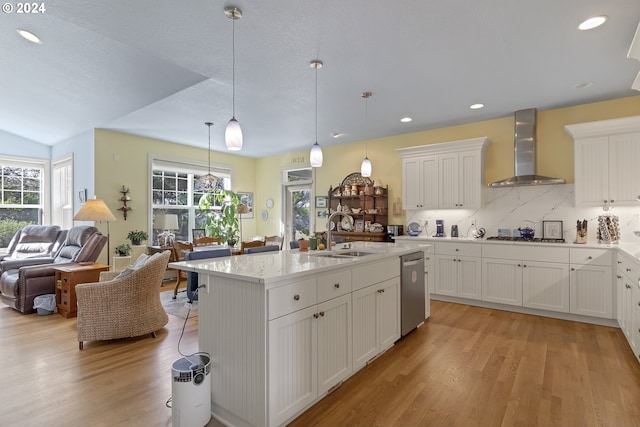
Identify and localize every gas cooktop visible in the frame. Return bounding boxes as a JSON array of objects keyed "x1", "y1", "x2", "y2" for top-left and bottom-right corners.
[{"x1": 485, "y1": 236, "x2": 566, "y2": 244}]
